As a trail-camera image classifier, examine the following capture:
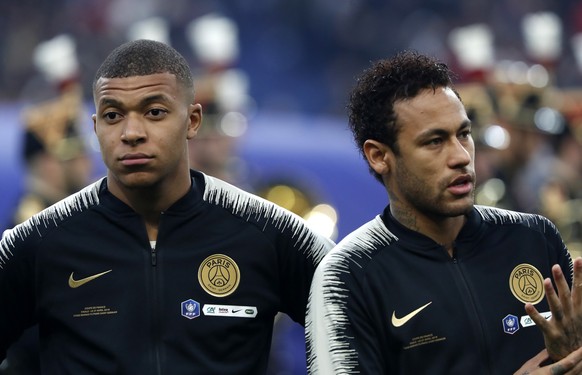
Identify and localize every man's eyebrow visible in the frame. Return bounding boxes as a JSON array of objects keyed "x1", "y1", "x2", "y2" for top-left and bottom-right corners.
[
  {"x1": 98, "y1": 94, "x2": 171, "y2": 108},
  {"x1": 417, "y1": 120, "x2": 472, "y2": 139},
  {"x1": 98, "y1": 97, "x2": 122, "y2": 108},
  {"x1": 418, "y1": 128, "x2": 448, "y2": 139},
  {"x1": 460, "y1": 119, "x2": 472, "y2": 130},
  {"x1": 139, "y1": 94, "x2": 172, "y2": 106}
]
